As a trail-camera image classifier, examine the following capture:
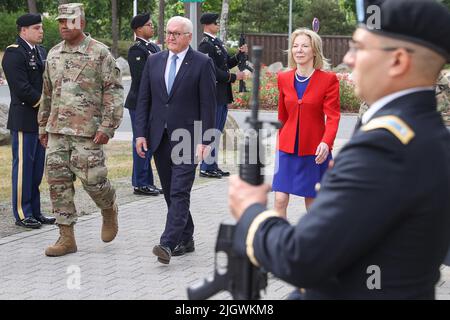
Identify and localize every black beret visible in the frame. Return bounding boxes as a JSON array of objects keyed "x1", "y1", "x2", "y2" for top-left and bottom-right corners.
[
  {"x1": 200, "y1": 13, "x2": 219, "y2": 25},
  {"x1": 16, "y1": 13, "x2": 42, "y2": 27},
  {"x1": 357, "y1": 0, "x2": 450, "y2": 61},
  {"x1": 130, "y1": 13, "x2": 150, "y2": 30}
]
